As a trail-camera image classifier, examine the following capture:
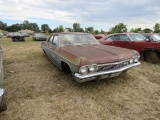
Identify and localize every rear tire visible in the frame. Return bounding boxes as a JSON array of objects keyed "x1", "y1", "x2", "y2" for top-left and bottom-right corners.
[
  {"x1": 144, "y1": 51, "x2": 159, "y2": 64},
  {"x1": 0, "y1": 95, "x2": 7, "y2": 112}
]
